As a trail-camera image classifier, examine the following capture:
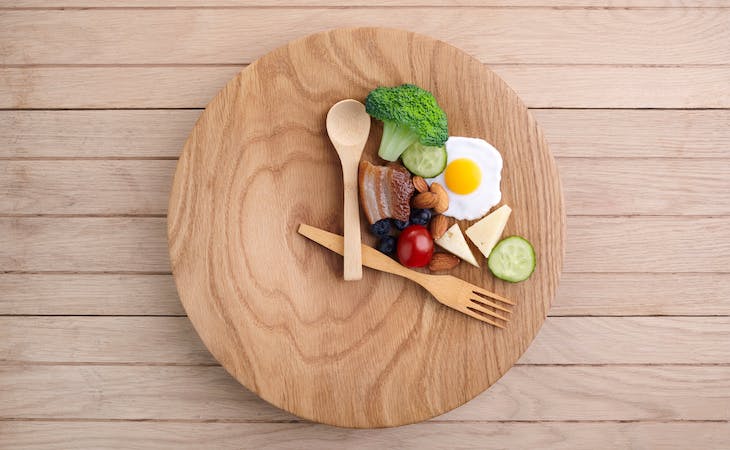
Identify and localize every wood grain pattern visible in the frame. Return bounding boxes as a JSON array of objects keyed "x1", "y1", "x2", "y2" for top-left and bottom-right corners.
[
  {"x1": 563, "y1": 216, "x2": 730, "y2": 273},
  {"x1": 3, "y1": 109, "x2": 729, "y2": 159},
  {"x1": 2, "y1": 9, "x2": 729, "y2": 65},
  {"x1": 0, "y1": 274, "x2": 184, "y2": 315},
  {"x1": 4, "y1": 158, "x2": 730, "y2": 215},
  {"x1": 4, "y1": 216, "x2": 727, "y2": 273},
  {"x1": 4, "y1": 66, "x2": 729, "y2": 109},
  {"x1": 3, "y1": 273, "x2": 729, "y2": 316},
  {"x1": 2, "y1": 316, "x2": 729, "y2": 364},
  {"x1": 557, "y1": 158, "x2": 730, "y2": 215},
  {"x1": 1, "y1": 161, "x2": 175, "y2": 215},
  {"x1": 5, "y1": 0, "x2": 730, "y2": 6},
  {"x1": 0, "y1": 218, "x2": 170, "y2": 272},
  {"x1": 1, "y1": 1, "x2": 729, "y2": 445},
  {"x1": 1, "y1": 421, "x2": 729, "y2": 450},
  {"x1": 554, "y1": 273, "x2": 730, "y2": 315},
  {"x1": 0, "y1": 110, "x2": 198, "y2": 159},
  {"x1": 519, "y1": 316, "x2": 730, "y2": 364},
  {"x1": 531, "y1": 109, "x2": 730, "y2": 159},
  {"x1": 167, "y1": 27, "x2": 564, "y2": 428},
  {"x1": 2, "y1": 365, "x2": 728, "y2": 420}
]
